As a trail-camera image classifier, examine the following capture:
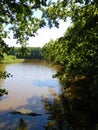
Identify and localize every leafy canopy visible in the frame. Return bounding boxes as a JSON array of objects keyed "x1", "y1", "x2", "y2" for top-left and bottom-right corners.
[
  {"x1": 0, "y1": 0, "x2": 50, "y2": 45},
  {"x1": 0, "y1": 0, "x2": 98, "y2": 93},
  {"x1": 0, "y1": 0, "x2": 50, "y2": 96},
  {"x1": 43, "y1": 0, "x2": 98, "y2": 80}
]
